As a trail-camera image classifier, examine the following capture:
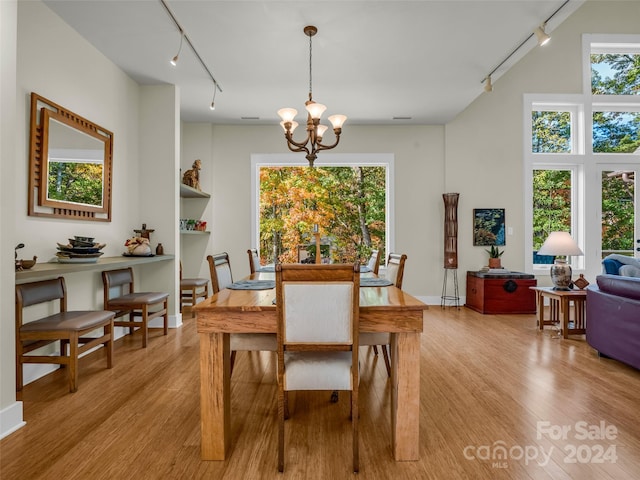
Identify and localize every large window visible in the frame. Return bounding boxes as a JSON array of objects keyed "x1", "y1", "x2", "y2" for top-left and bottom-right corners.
[
  {"x1": 251, "y1": 154, "x2": 393, "y2": 266},
  {"x1": 525, "y1": 35, "x2": 640, "y2": 276}
]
